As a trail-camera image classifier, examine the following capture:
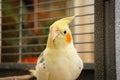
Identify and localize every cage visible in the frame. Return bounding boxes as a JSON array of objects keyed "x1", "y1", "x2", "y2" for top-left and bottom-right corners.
[{"x1": 0, "y1": 0, "x2": 116, "y2": 80}]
